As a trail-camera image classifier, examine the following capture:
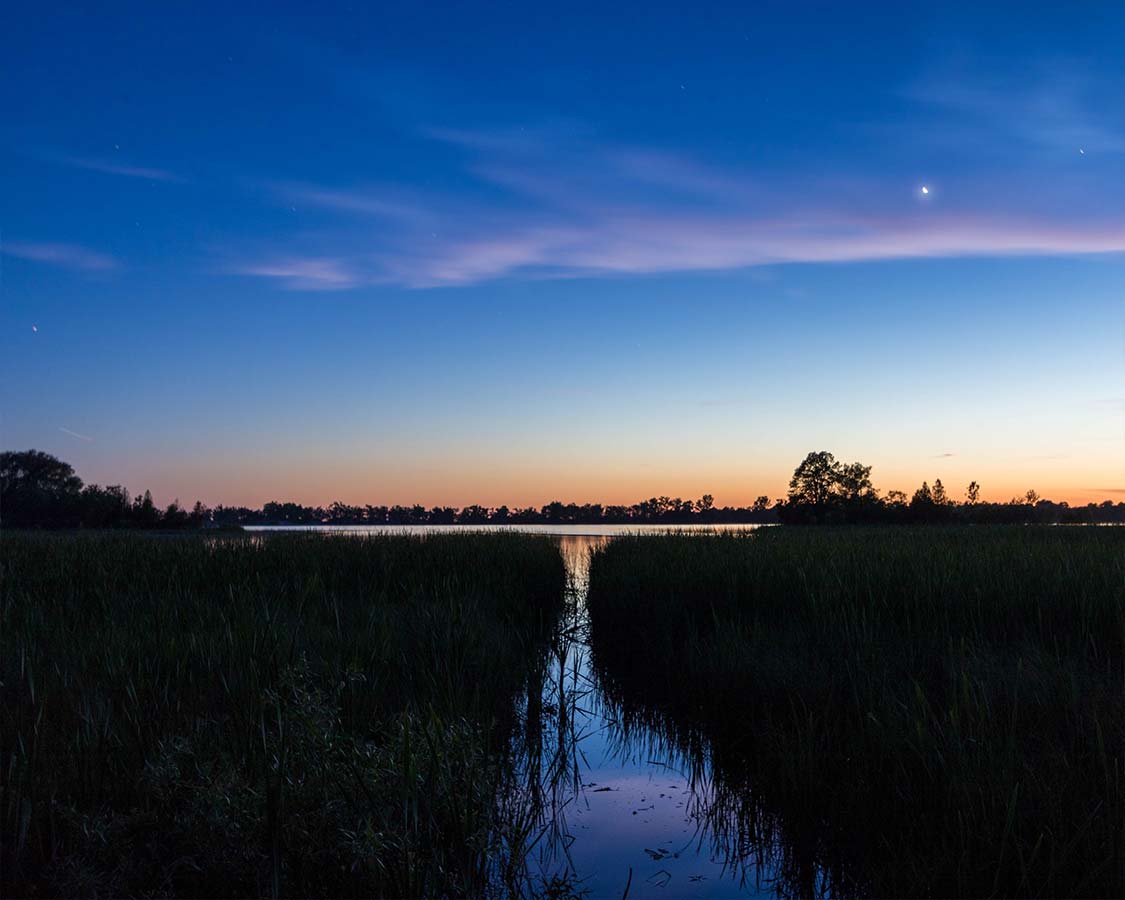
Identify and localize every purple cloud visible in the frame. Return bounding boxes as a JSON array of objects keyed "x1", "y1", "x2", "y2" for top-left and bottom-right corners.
[
  {"x1": 238, "y1": 120, "x2": 1125, "y2": 289},
  {"x1": 363, "y1": 213, "x2": 1125, "y2": 288},
  {"x1": 3, "y1": 241, "x2": 119, "y2": 272},
  {"x1": 232, "y1": 257, "x2": 361, "y2": 291}
]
